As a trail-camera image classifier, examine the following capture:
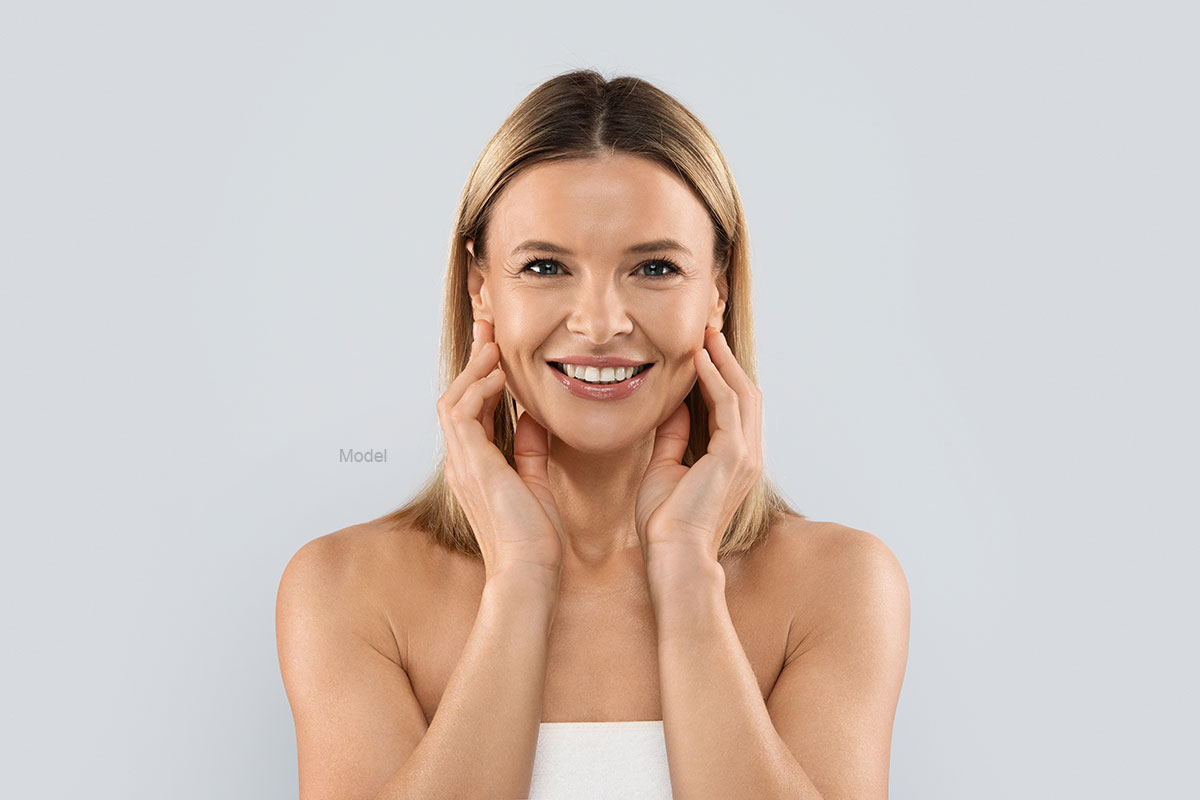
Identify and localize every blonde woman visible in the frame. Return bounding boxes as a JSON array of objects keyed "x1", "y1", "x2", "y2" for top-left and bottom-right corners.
[{"x1": 276, "y1": 69, "x2": 910, "y2": 799}]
